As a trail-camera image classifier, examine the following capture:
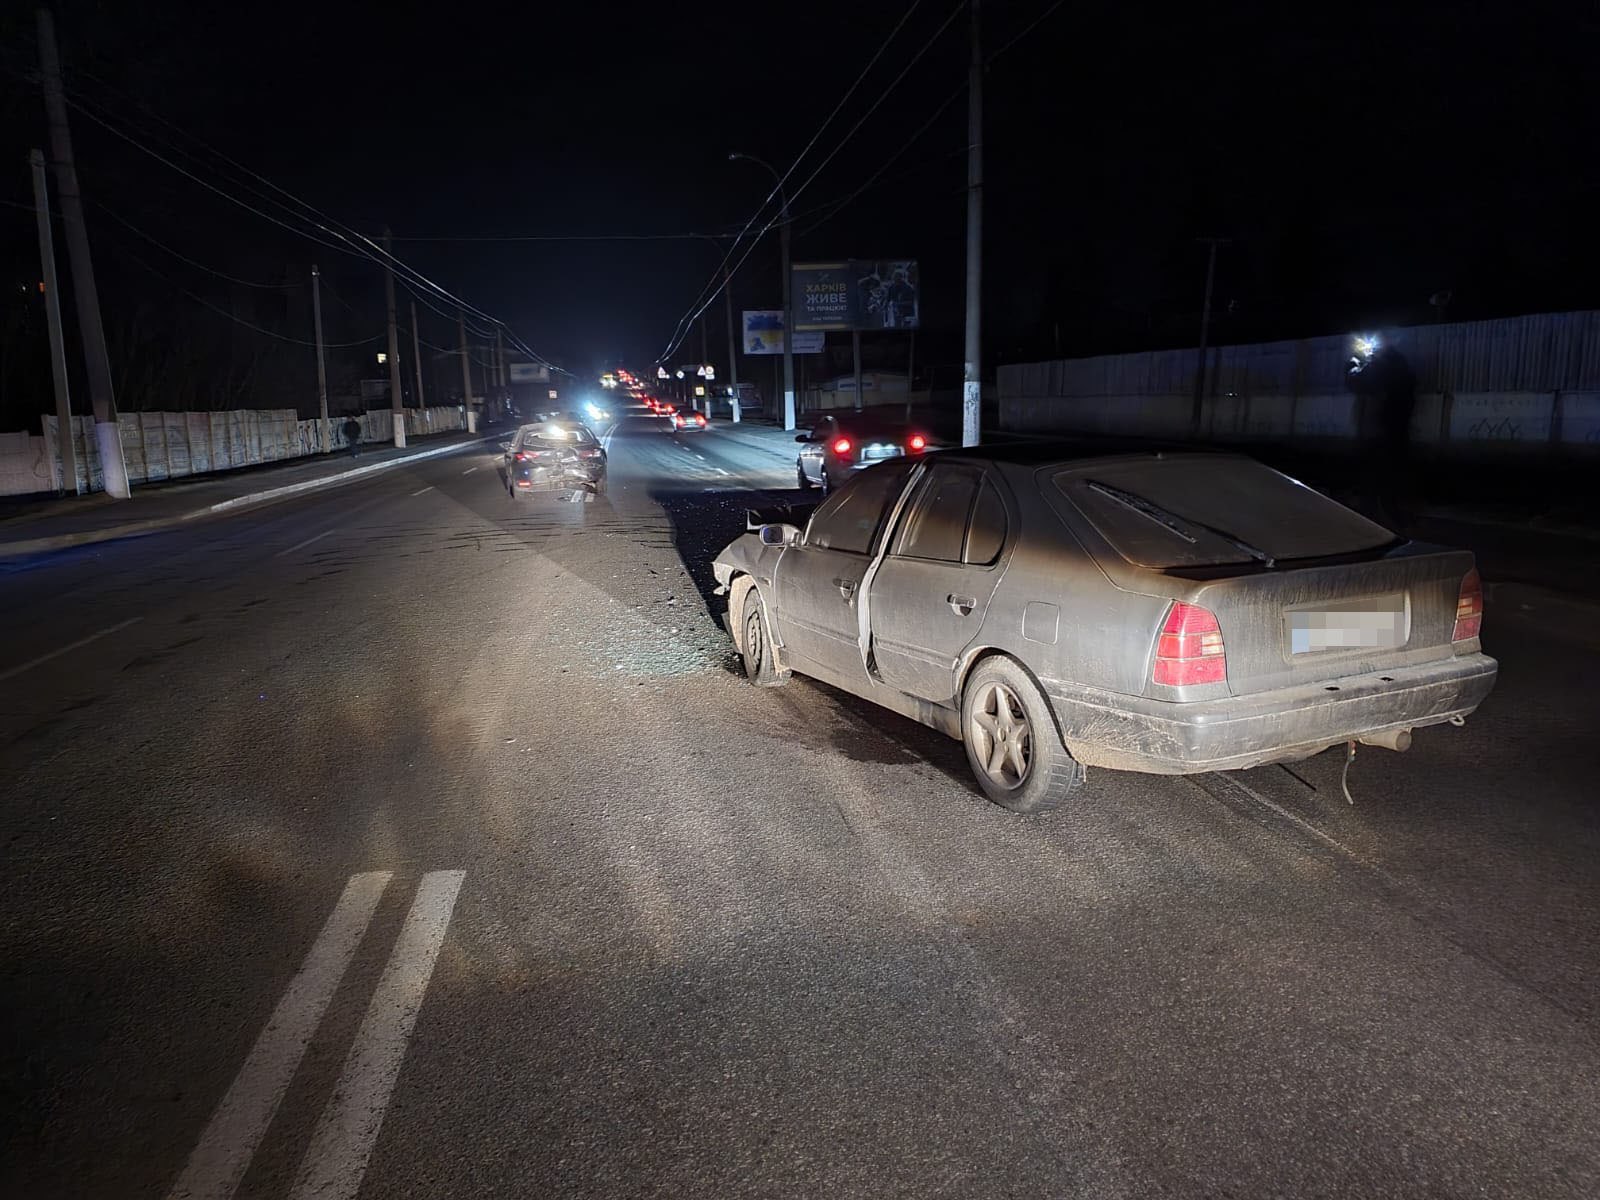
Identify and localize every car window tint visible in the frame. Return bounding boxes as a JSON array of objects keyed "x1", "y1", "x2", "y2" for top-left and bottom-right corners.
[
  {"x1": 894, "y1": 467, "x2": 979, "y2": 562},
  {"x1": 807, "y1": 461, "x2": 914, "y2": 555},
  {"x1": 964, "y1": 477, "x2": 1007, "y2": 564},
  {"x1": 810, "y1": 417, "x2": 833, "y2": 440}
]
